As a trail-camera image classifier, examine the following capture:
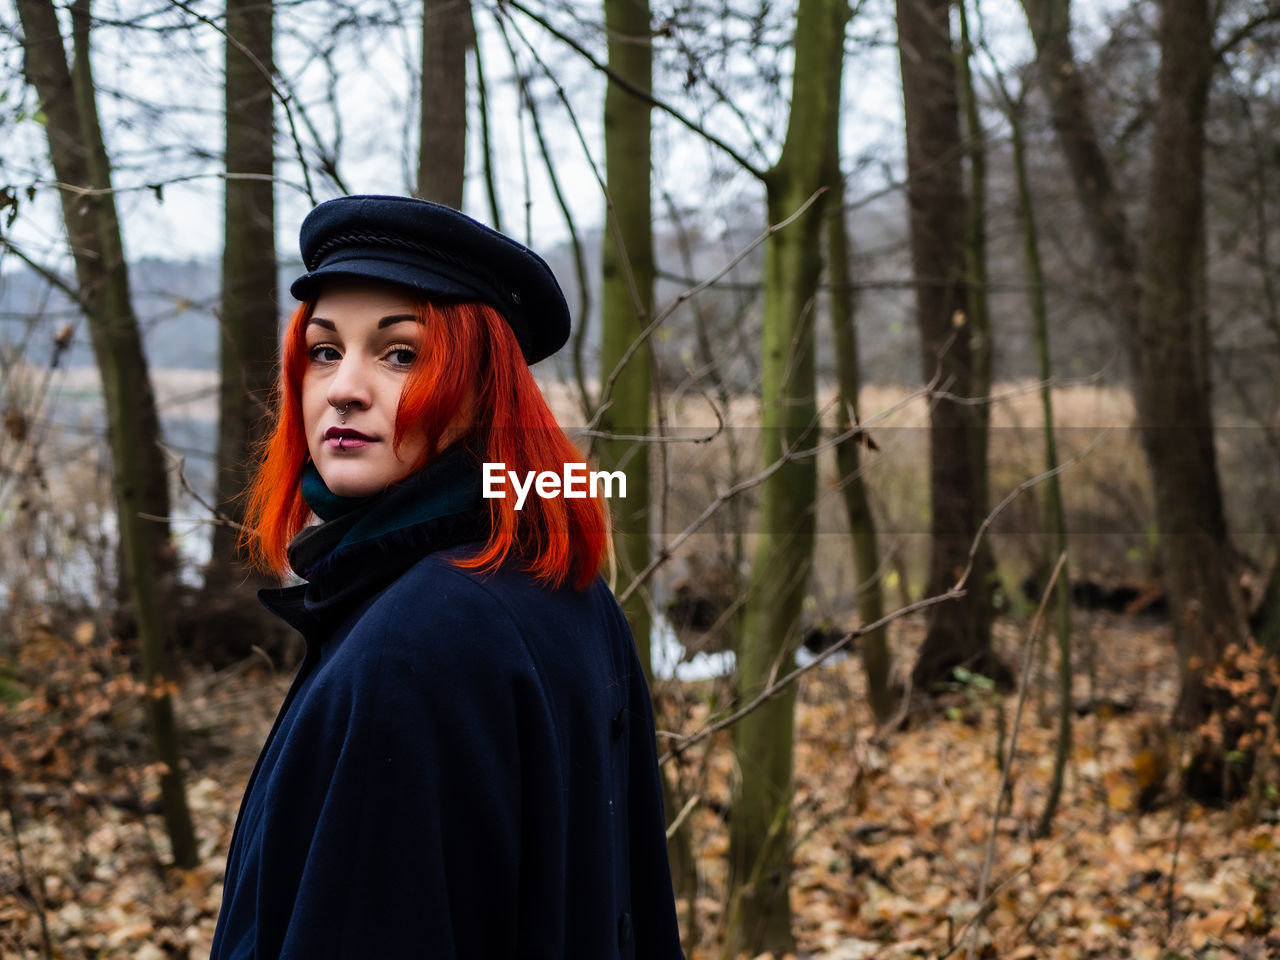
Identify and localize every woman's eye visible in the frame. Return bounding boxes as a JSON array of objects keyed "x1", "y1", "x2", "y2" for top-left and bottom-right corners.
[
  {"x1": 385, "y1": 346, "x2": 418, "y2": 368},
  {"x1": 308, "y1": 344, "x2": 340, "y2": 363}
]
